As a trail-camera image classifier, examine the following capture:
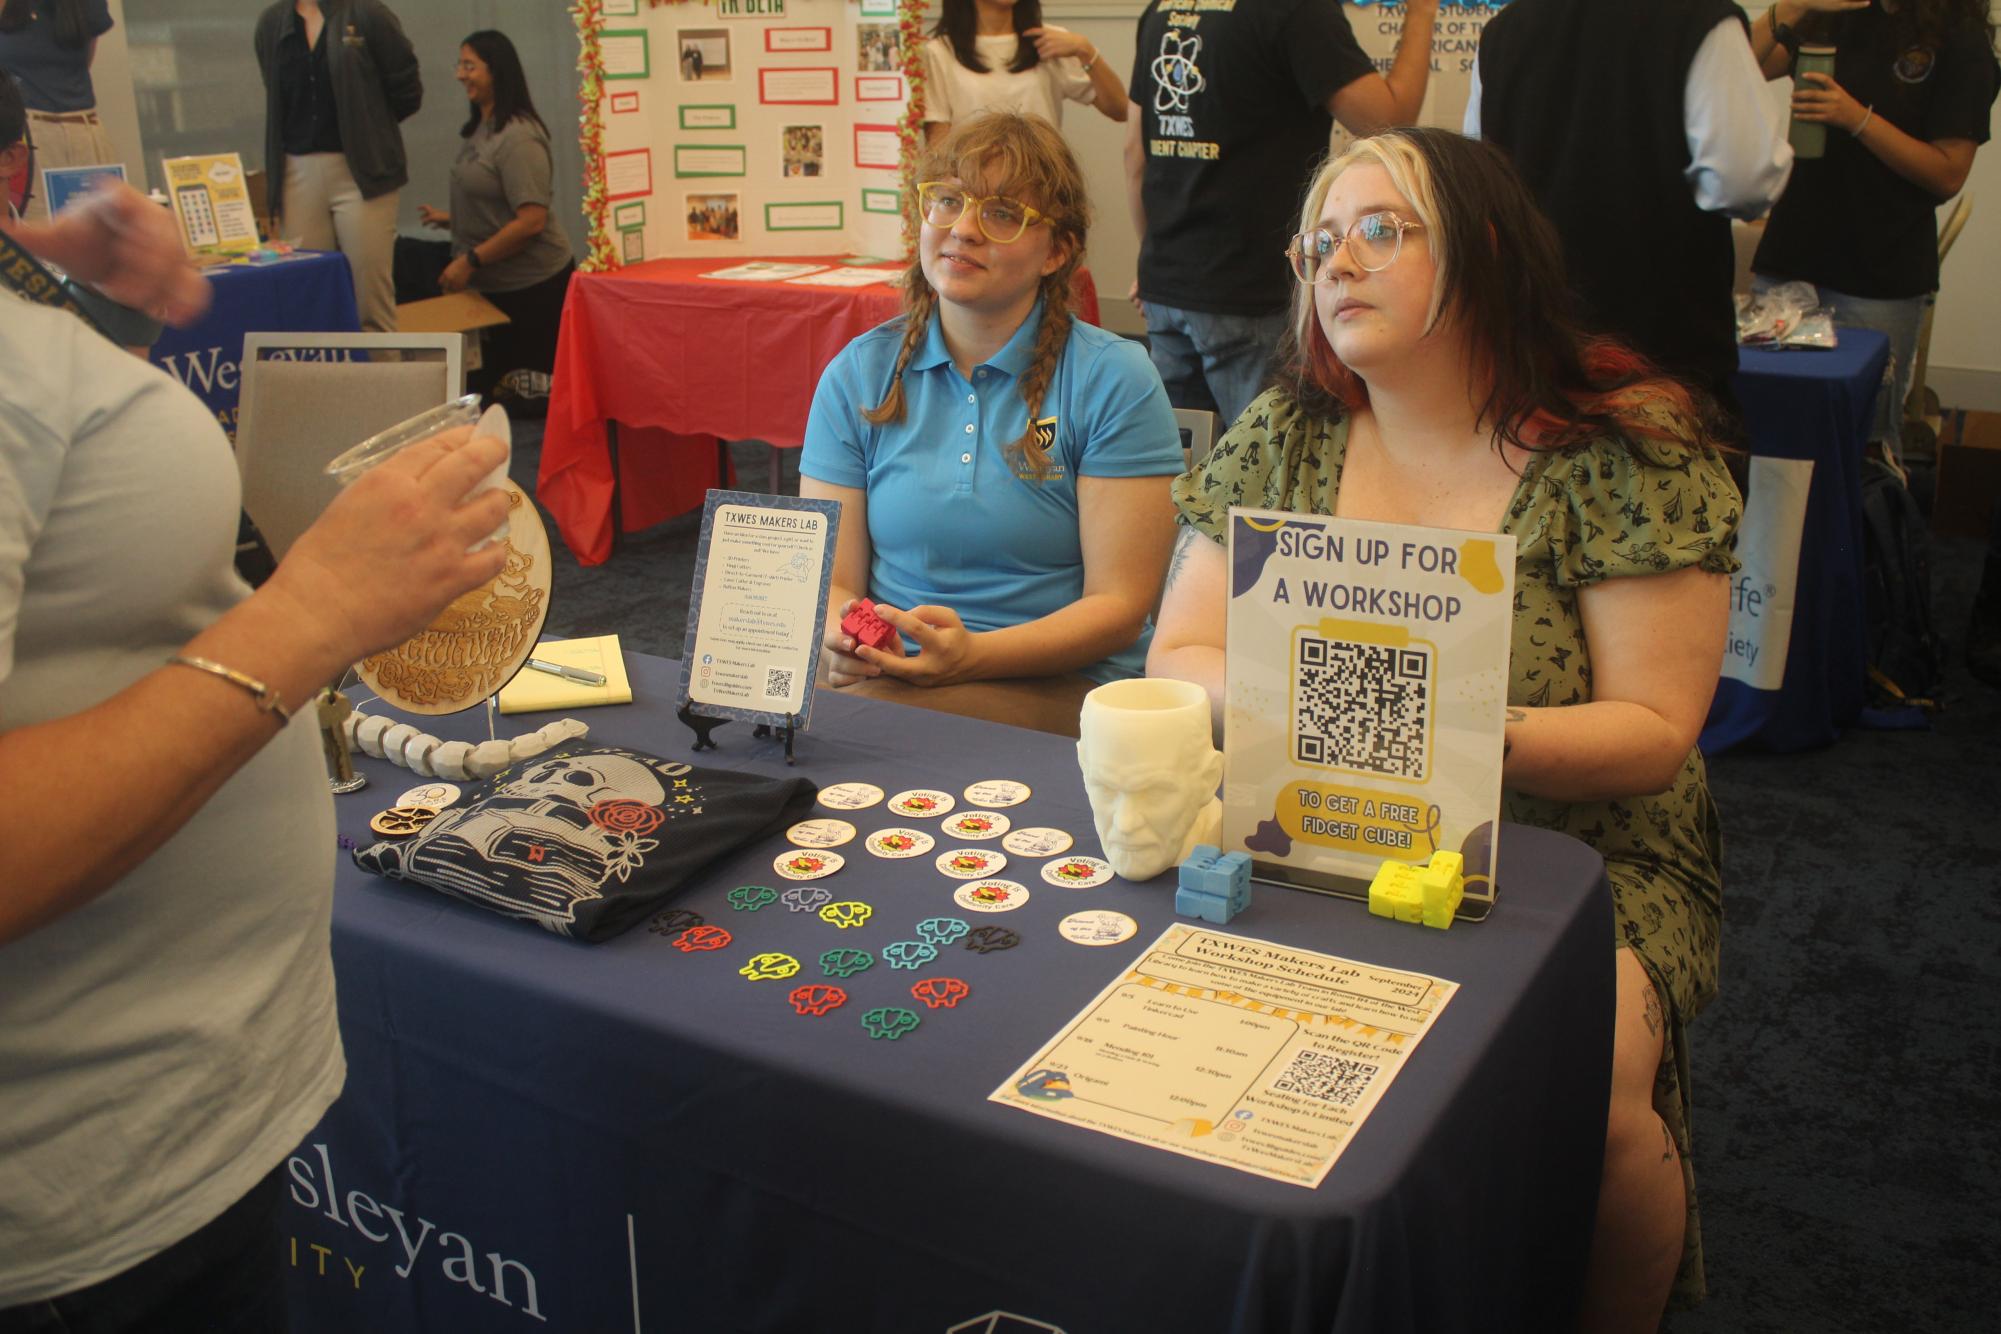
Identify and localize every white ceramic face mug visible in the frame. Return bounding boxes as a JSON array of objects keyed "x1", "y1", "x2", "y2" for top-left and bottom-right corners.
[{"x1": 1076, "y1": 677, "x2": 1224, "y2": 882}]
